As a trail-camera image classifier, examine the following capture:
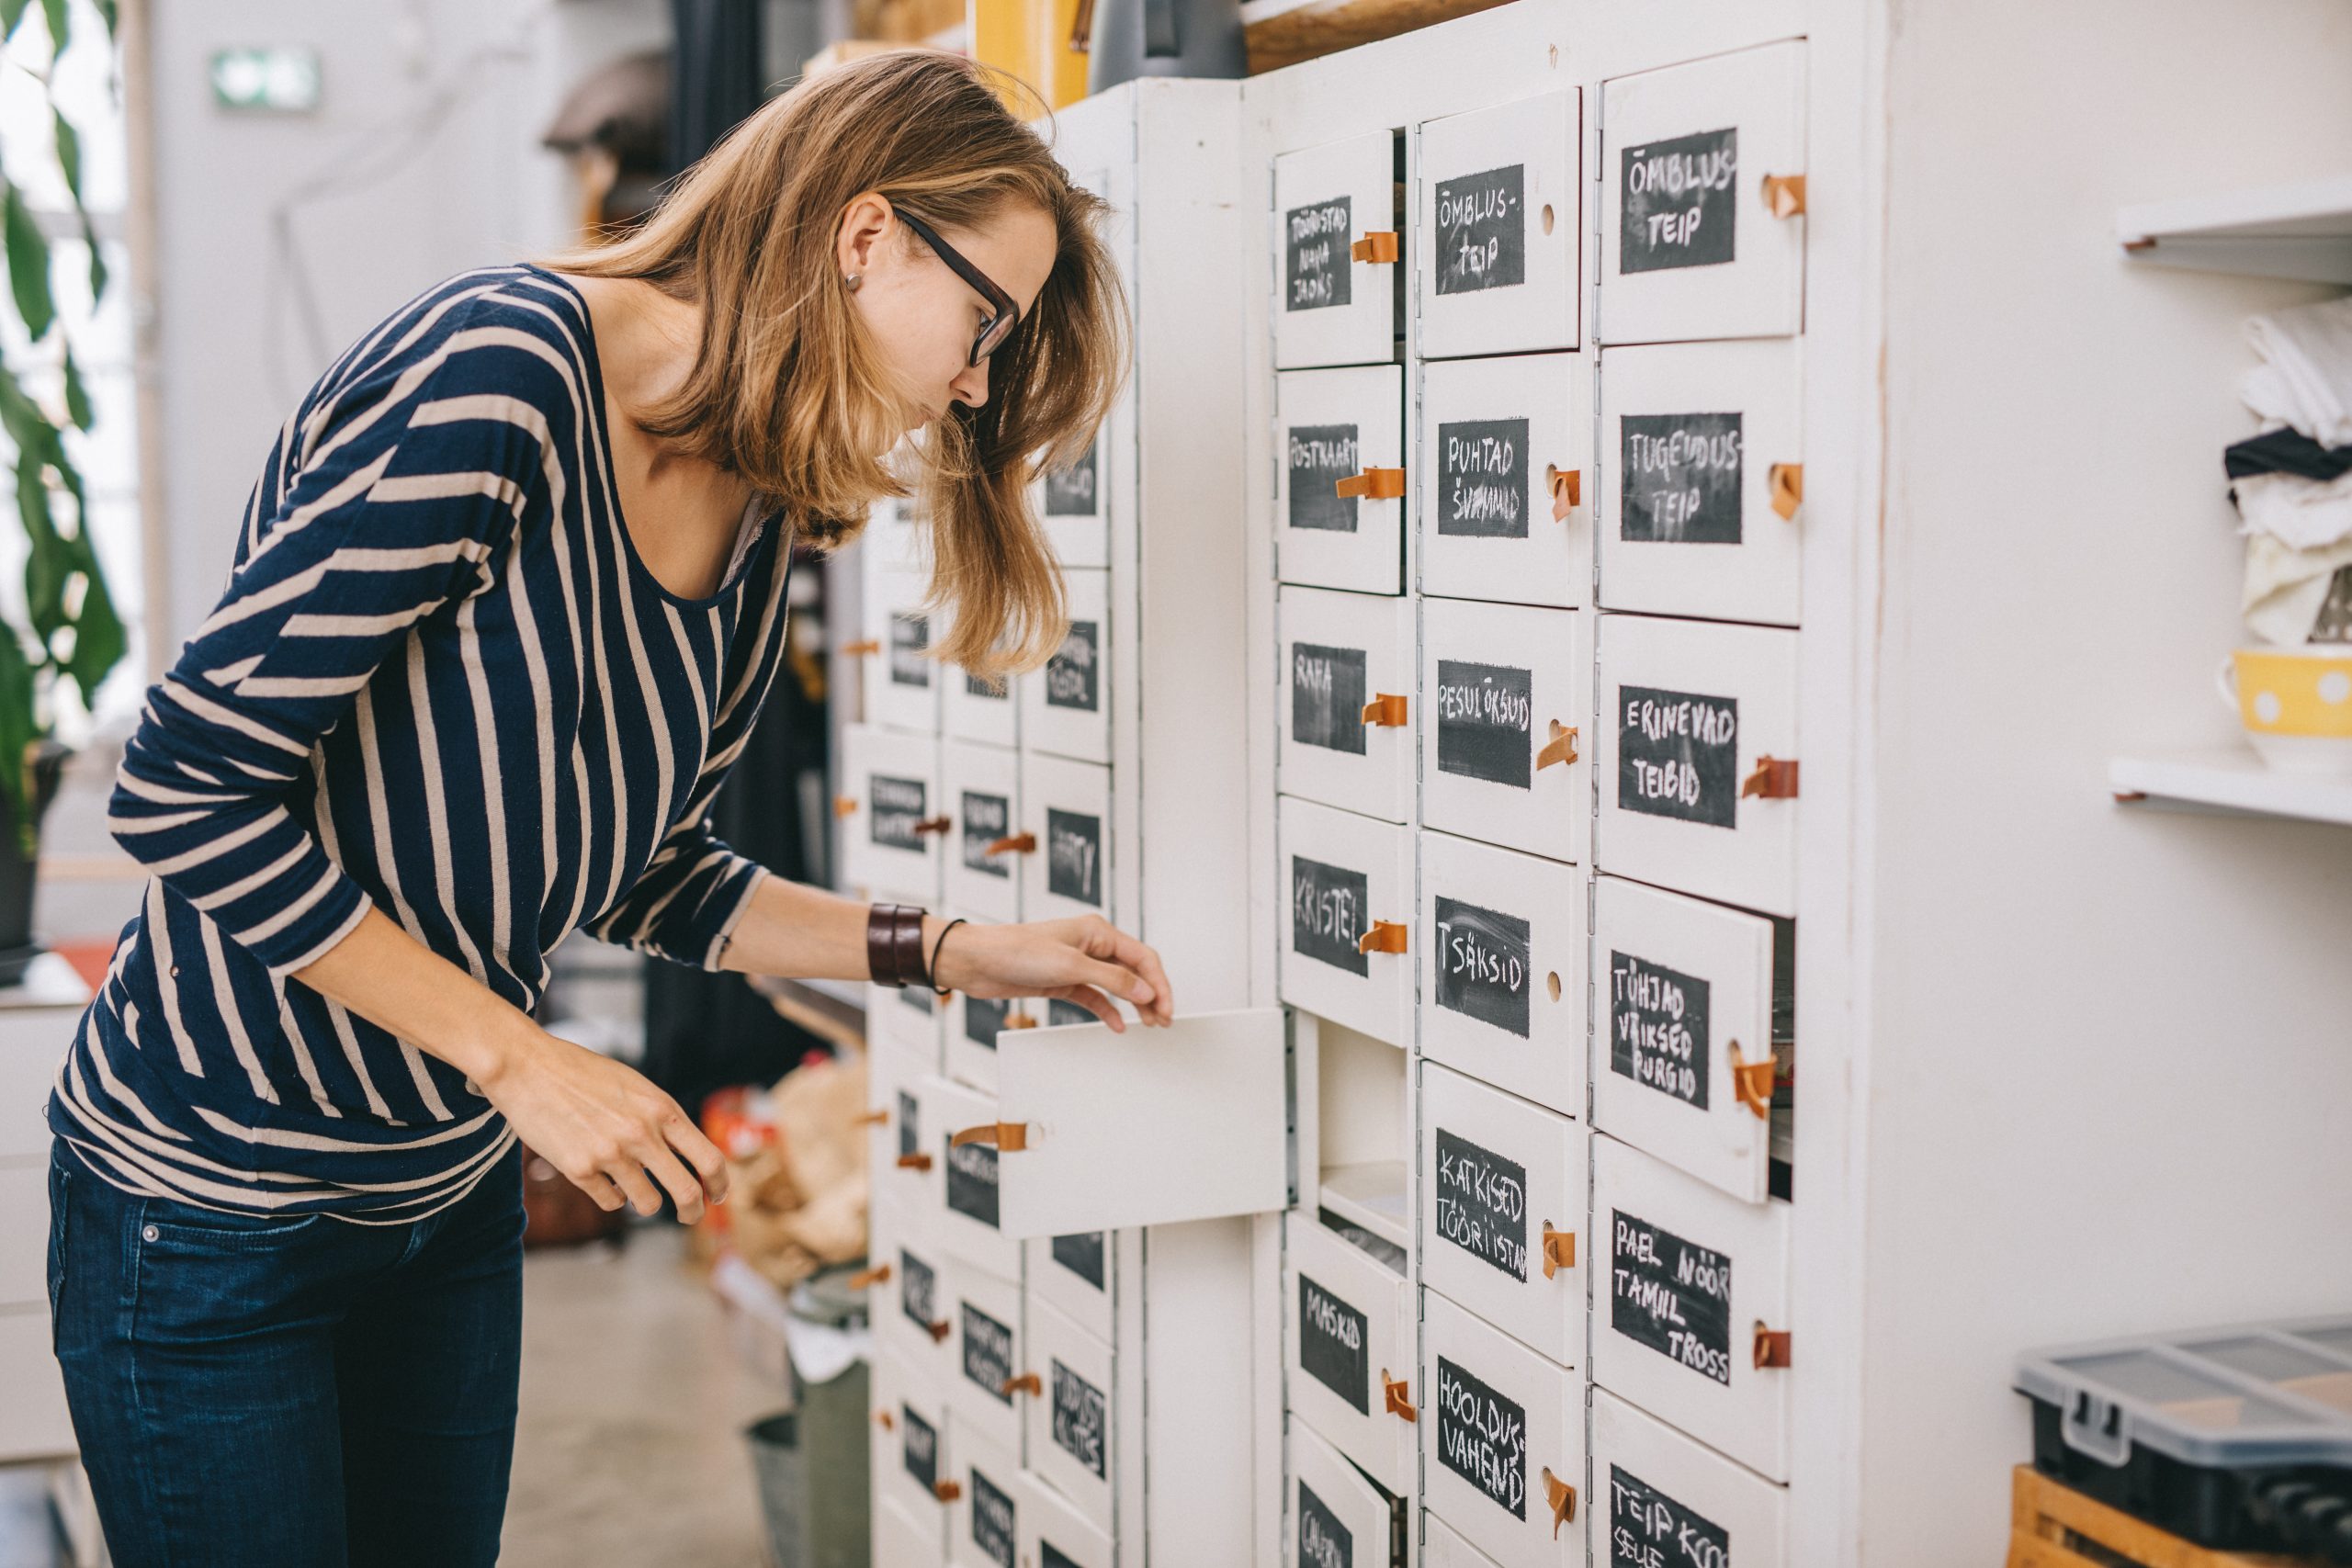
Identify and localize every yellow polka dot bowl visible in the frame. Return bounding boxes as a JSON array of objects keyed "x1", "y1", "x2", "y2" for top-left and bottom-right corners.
[{"x1": 2220, "y1": 645, "x2": 2352, "y2": 775}]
